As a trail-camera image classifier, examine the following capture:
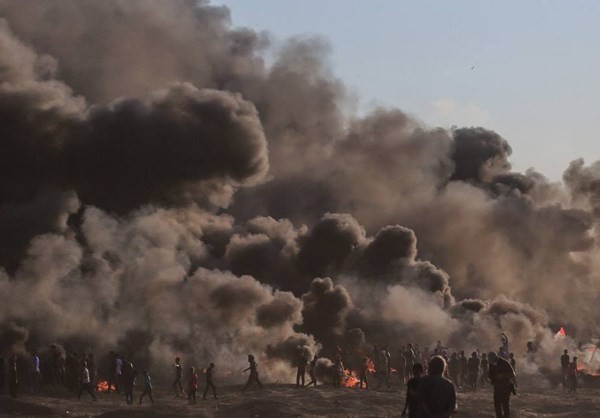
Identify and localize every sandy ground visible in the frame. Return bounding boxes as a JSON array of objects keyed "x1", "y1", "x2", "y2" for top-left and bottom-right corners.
[{"x1": 1, "y1": 382, "x2": 599, "y2": 417}]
